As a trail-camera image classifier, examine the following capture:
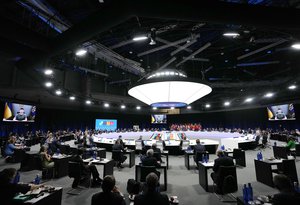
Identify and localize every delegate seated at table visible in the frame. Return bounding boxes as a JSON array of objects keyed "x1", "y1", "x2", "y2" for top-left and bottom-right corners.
[
  {"x1": 39, "y1": 145, "x2": 54, "y2": 168},
  {"x1": 271, "y1": 174, "x2": 300, "y2": 205},
  {"x1": 4, "y1": 136, "x2": 21, "y2": 162},
  {"x1": 141, "y1": 149, "x2": 161, "y2": 179},
  {"x1": 210, "y1": 150, "x2": 234, "y2": 184},
  {"x1": 112, "y1": 139, "x2": 127, "y2": 168},
  {"x1": 91, "y1": 175, "x2": 125, "y2": 205},
  {"x1": 0, "y1": 168, "x2": 43, "y2": 205}
]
